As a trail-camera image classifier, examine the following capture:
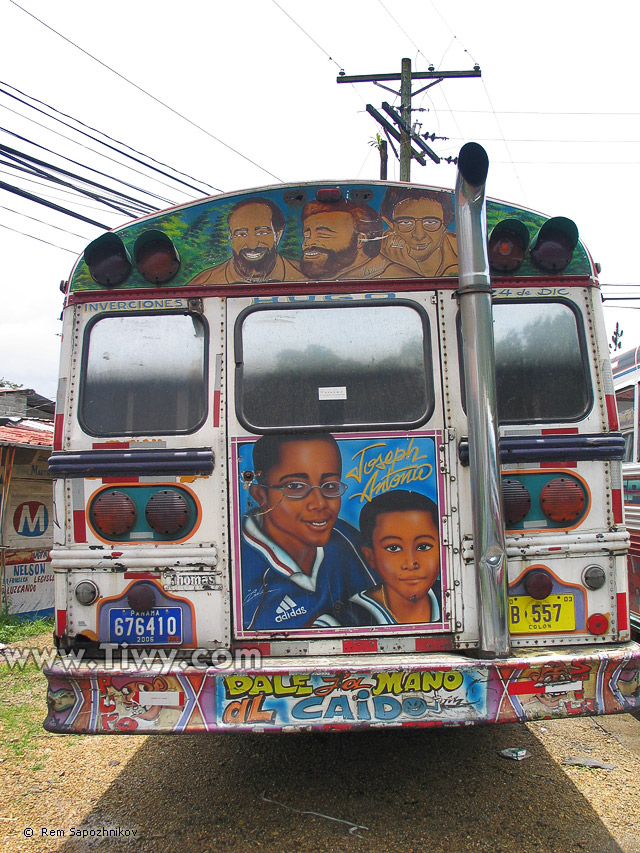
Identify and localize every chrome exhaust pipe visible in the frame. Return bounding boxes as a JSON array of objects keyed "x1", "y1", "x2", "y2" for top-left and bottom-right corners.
[{"x1": 455, "y1": 143, "x2": 510, "y2": 658}]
